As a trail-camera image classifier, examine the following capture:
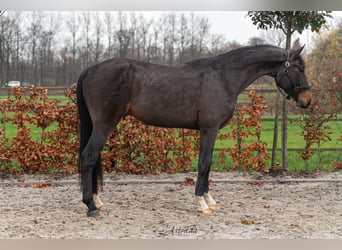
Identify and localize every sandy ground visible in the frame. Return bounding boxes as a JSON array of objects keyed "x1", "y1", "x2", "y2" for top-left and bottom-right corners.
[{"x1": 1, "y1": 171, "x2": 342, "y2": 239}]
